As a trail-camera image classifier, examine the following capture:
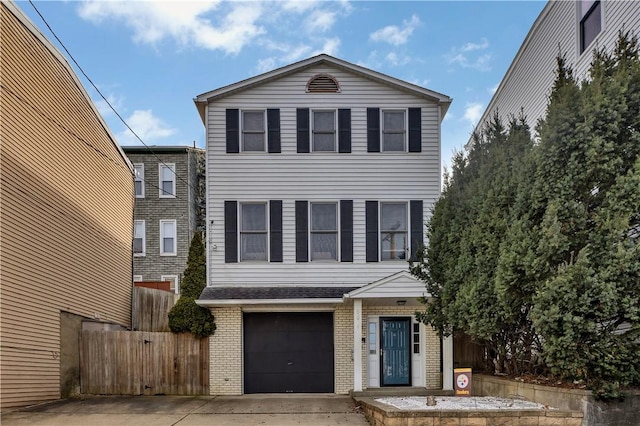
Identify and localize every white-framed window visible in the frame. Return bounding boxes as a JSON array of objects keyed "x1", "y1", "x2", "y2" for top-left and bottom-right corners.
[
  {"x1": 242, "y1": 110, "x2": 266, "y2": 152},
  {"x1": 161, "y1": 275, "x2": 179, "y2": 294},
  {"x1": 312, "y1": 110, "x2": 336, "y2": 152},
  {"x1": 134, "y1": 164, "x2": 145, "y2": 198},
  {"x1": 311, "y1": 203, "x2": 338, "y2": 261},
  {"x1": 380, "y1": 202, "x2": 408, "y2": 260},
  {"x1": 382, "y1": 110, "x2": 406, "y2": 152},
  {"x1": 159, "y1": 164, "x2": 176, "y2": 198},
  {"x1": 133, "y1": 275, "x2": 143, "y2": 282},
  {"x1": 133, "y1": 220, "x2": 146, "y2": 257},
  {"x1": 160, "y1": 220, "x2": 177, "y2": 256},
  {"x1": 240, "y1": 203, "x2": 267, "y2": 261},
  {"x1": 579, "y1": 0, "x2": 601, "y2": 54}
]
